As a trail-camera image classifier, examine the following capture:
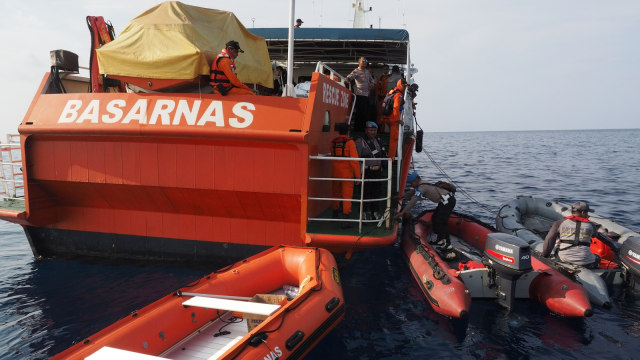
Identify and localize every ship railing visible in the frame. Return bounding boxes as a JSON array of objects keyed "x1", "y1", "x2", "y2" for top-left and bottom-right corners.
[
  {"x1": 314, "y1": 62, "x2": 346, "y2": 84},
  {"x1": 308, "y1": 155, "x2": 393, "y2": 233},
  {"x1": 0, "y1": 134, "x2": 24, "y2": 200}
]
